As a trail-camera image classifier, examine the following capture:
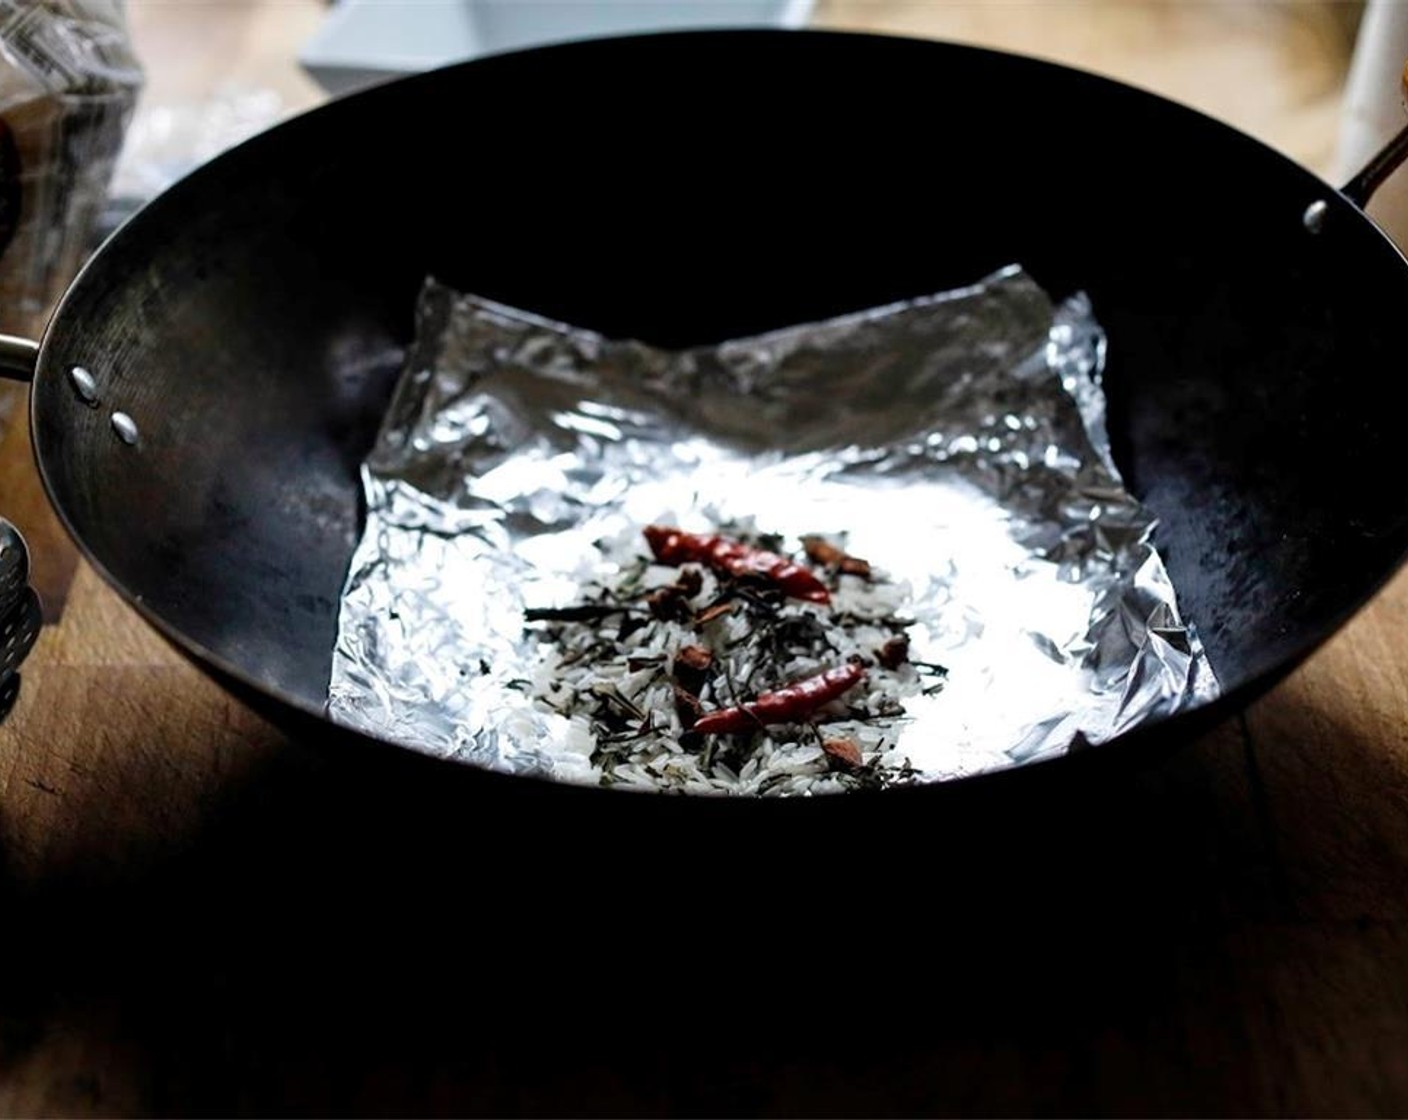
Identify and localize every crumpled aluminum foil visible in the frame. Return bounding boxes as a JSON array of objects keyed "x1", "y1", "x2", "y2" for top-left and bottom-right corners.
[{"x1": 327, "y1": 265, "x2": 1219, "y2": 789}]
